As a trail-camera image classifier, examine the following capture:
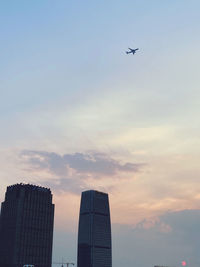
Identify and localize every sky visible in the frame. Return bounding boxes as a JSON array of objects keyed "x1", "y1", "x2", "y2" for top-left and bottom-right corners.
[{"x1": 0, "y1": 0, "x2": 200, "y2": 266}]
